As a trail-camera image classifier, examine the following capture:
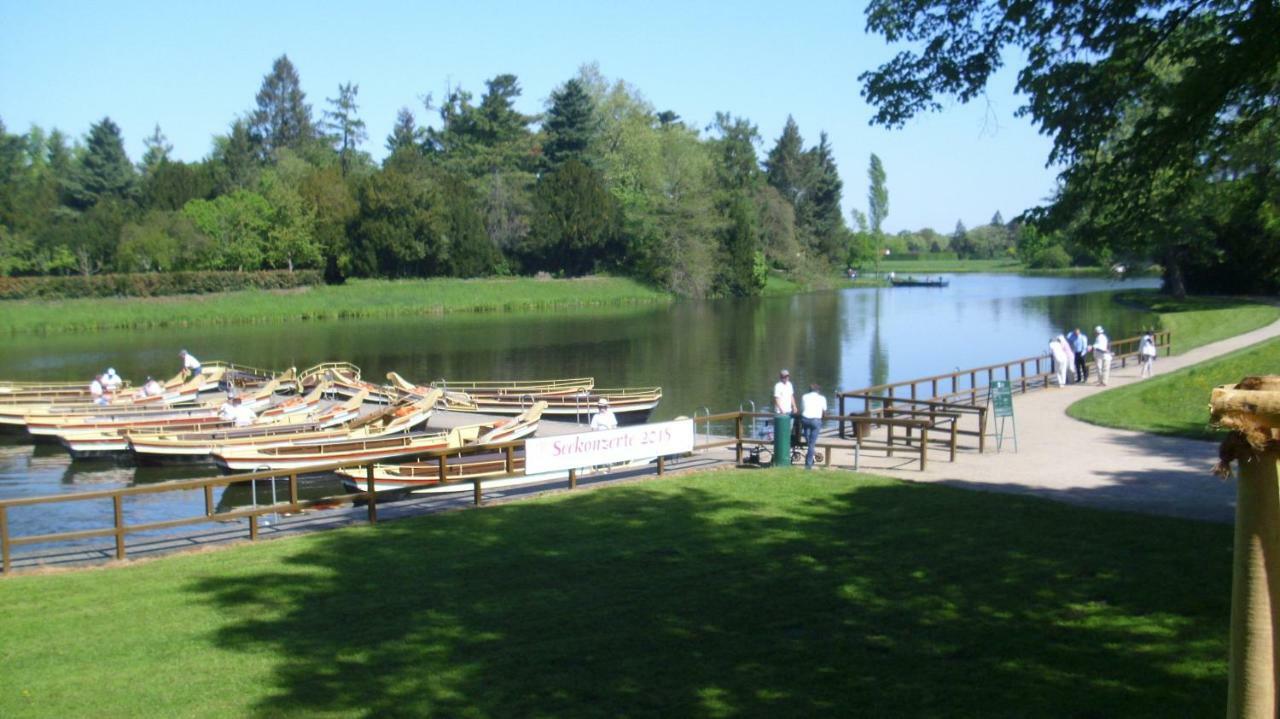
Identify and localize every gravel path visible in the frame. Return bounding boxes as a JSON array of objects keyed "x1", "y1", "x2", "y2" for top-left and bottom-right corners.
[{"x1": 854, "y1": 319, "x2": 1280, "y2": 523}]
